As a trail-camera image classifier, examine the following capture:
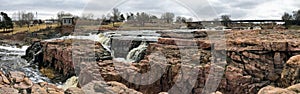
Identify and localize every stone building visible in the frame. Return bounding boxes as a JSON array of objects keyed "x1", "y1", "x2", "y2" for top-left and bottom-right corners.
[{"x1": 62, "y1": 16, "x2": 74, "y2": 26}]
